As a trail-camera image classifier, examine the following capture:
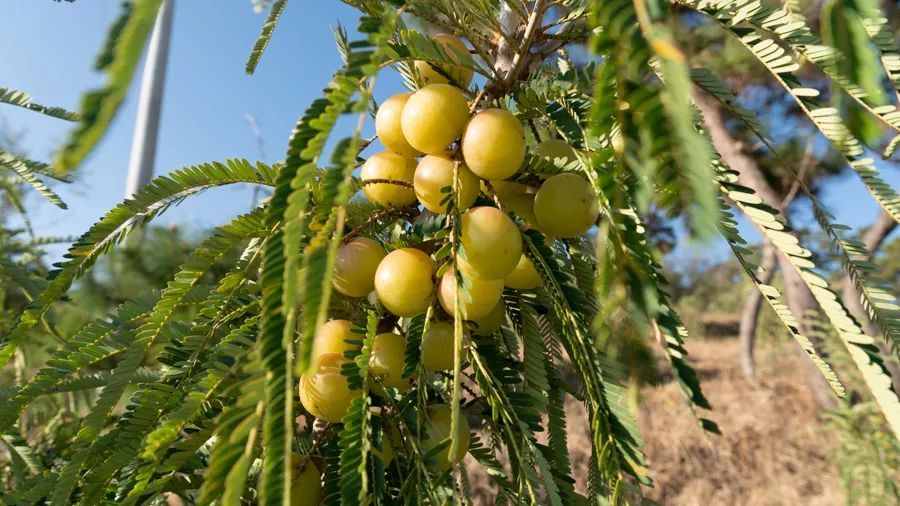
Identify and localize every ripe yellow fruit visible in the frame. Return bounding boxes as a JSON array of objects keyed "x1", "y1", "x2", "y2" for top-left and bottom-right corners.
[
  {"x1": 312, "y1": 320, "x2": 360, "y2": 364},
  {"x1": 504, "y1": 254, "x2": 541, "y2": 290},
  {"x1": 401, "y1": 84, "x2": 470, "y2": 154},
  {"x1": 290, "y1": 454, "x2": 323, "y2": 506},
  {"x1": 488, "y1": 180, "x2": 534, "y2": 199},
  {"x1": 534, "y1": 173, "x2": 599, "y2": 238},
  {"x1": 369, "y1": 332, "x2": 411, "y2": 393},
  {"x1": 414, "y1": 154, "x2": 479, "y2": 213},
  {"x1": 414, "y1": 34, "x2": 474, "y2": 88},
  {"x1": 423, "y1": 404, "x2": 470, "y2": 469},
  {"x1": 534, "y1": 139, "x2": 578, "y2": 168},
  {"x1": 438, "y1": 268, "x2": 503, "y2": 321},
  {"x1": 299, "y1": 353, "x2": 358, "y2": 423},
  {"x1": 471, "y1": 299, "x2": 505, "y2": 336},
  {"x1": 374, "y1": 248, "x2": 436, "y2": 317},
  {"x1": 375, "y1": 93, "x2": 420, "y2": 157},
  {"x1": 361, "y1": 151, "x2": 417, "y2": 207},
  {"x1": 421, "y1": 321, "x2": 468, "y2": 371},
  {"x1": 501, "y1": 192, "x2": 541, "y2": 232},
  {"x1": 333, "y1": 237, "x2": 387, "y2": 297},
  {"x1": 460, "y1": 206, "x2": 522, "y2": 280},
  {"x1": 461, "y1": 109, "x2": 525, "y2": 180}
]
